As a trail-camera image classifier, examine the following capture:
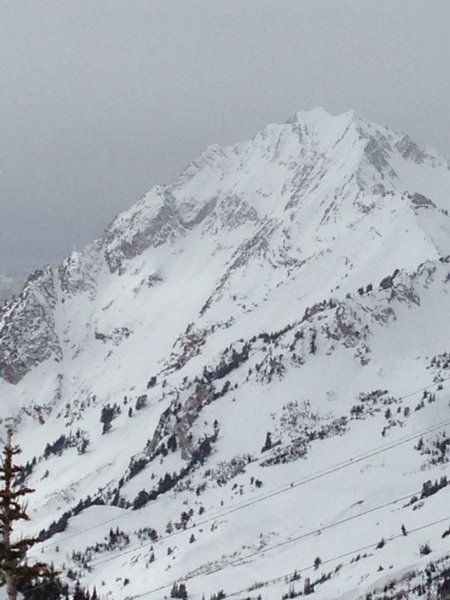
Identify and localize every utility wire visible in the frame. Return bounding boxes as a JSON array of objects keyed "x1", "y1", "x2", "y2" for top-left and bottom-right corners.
[
  {"x1": 225, "y1": 514, "x2": 450, "y2": 599},
  {"x1": 23, "y1": 377, "x2": 450, "y2": 596},
  {"x1": 32, "y1": 375, "x2": 450, "y2": 567},
  {"x1": 132, "y1": 513, "x2": 450, "y2": 599},
  {"x1": 90, "y1": 408, "x2": 450, "y2": 569},
  {"x1": 33, "y1": 375, "x2": 450, "y2": 558}
]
